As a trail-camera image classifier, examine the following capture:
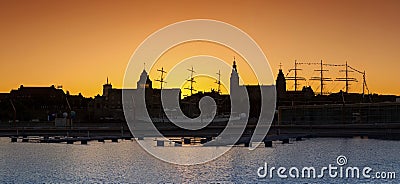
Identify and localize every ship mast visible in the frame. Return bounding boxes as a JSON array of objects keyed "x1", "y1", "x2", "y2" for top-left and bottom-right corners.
[
  {"x1": 286, "y1": 60, "x2": 306, "y2": 91},
  {"x1": 310, "y1": 60, "x2": 331, "y2": 95},
  {"x1": 215, "y1": 70, "x2": 221, "y2": 94},
  {"x1": 185, "y1": 66, "x2": 196, "y2": 96},
  {"x1": 335, "y1": 61, "x2": 356, "y2": 93},
  {"x1": 155, "y1": 67, "x2": 167, "y2": 90}
]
